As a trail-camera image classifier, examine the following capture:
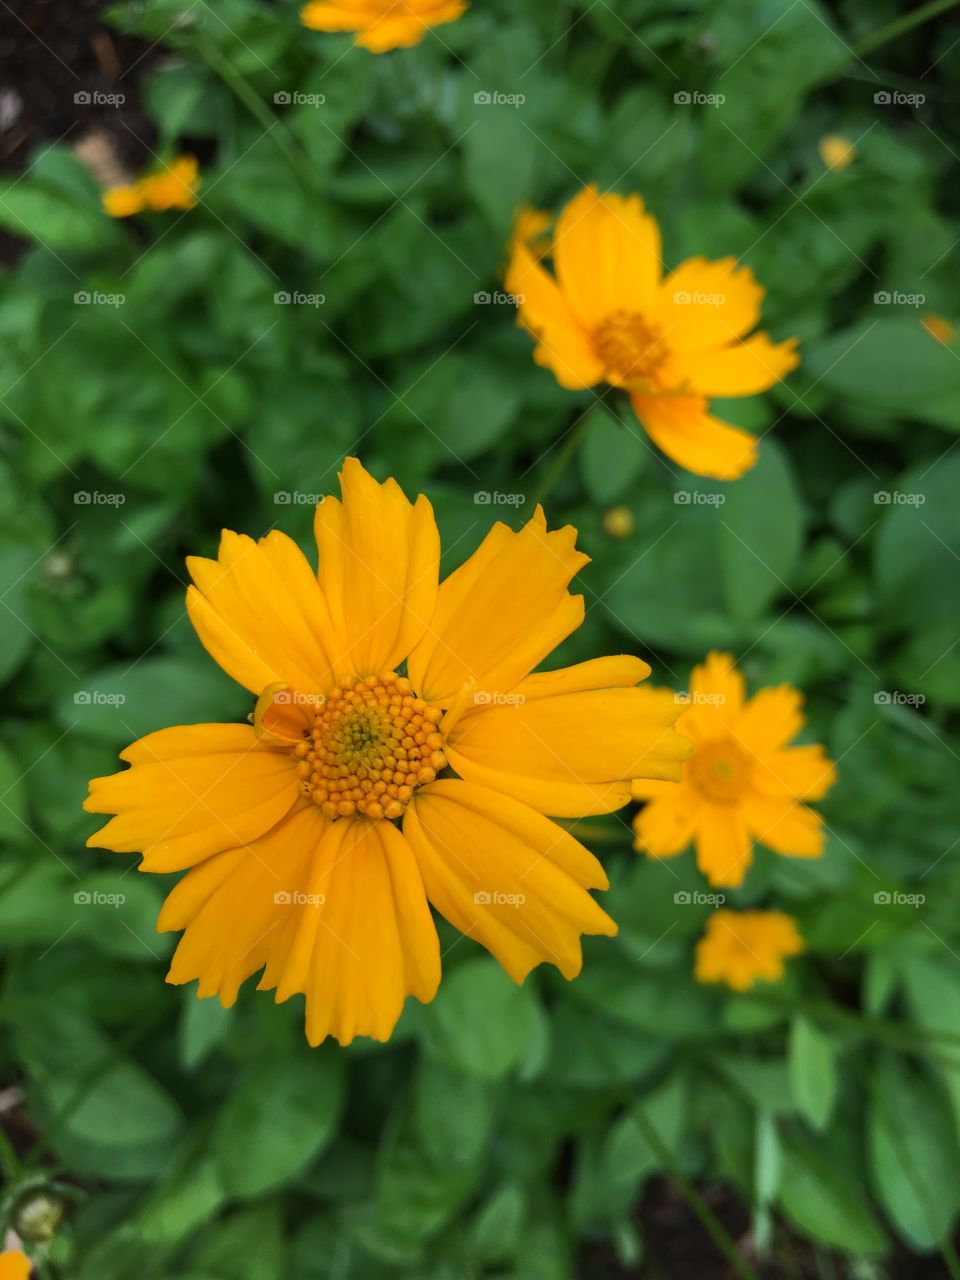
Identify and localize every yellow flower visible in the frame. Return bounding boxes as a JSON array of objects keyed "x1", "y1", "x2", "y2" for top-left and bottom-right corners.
[
  {"x1": 695, "y1": 909, "x2": 804, "y2": 991},
  {"x1": 300, "y1": 0, "x2": 466, "y2": 51},
  {"x1": 602, "y1": 506, "x2": 634, "y2": 539},
  {"x1": 102, "y1": 183, "x2": 146, "y2": 218},
  {"x1": 85, "y1": 459, "x2": 689, "y2": 1046},
  {"x1": 505, "y1": 185, "x2": 798, "y2": 480},
  {"x1": 632, "y1": 652, "x2": 835, "y2": 888},
  {"x1": 921, "y1": 313, "x2": 954, "y2": 346},
  {"x1": 0, "y1": 1251, "x2": 30, "y2": 1280},
  {"x1": 103, "y1": 156, "x2": 200, "y2": 218},
  {"x1": 140, "y1": 155, "x2": 201, "y2": 211},
  {"x1": 511, "y1": 205, "x2": 552, "y2": 257},
  {"x1": 818, "y1": 134, "x2": 856, "y2": 172}
]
